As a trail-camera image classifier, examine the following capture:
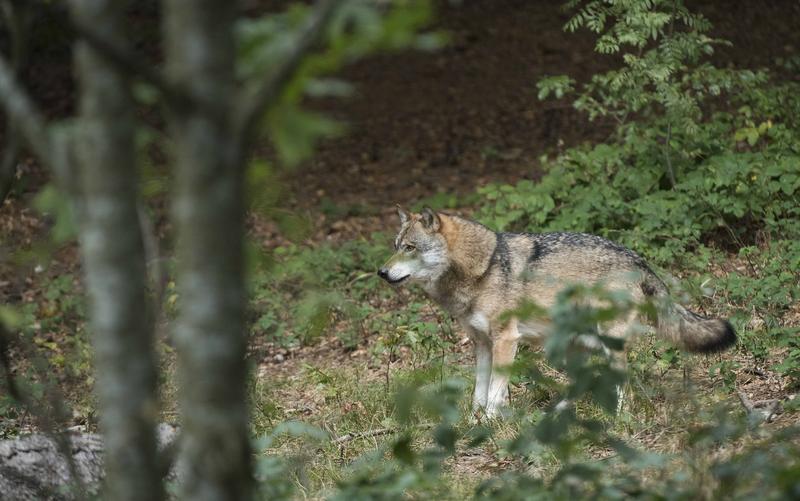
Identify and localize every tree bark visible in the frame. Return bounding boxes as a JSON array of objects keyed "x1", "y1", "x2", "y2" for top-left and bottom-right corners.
[
  {"x1": 69, "y1": 1, "x2": 161, "y2": 500},
  {"x1": 0, "y1": 425, "x2": 178, "y2": 501},
  {"x1": 163, "y1": 0, "x2": 252, "y2": 499}
]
